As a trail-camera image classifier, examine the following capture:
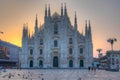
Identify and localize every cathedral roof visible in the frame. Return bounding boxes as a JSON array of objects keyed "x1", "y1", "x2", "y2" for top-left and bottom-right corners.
[{"x1": 52, "y1": 12, "x2": 60, "y2": 19}]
